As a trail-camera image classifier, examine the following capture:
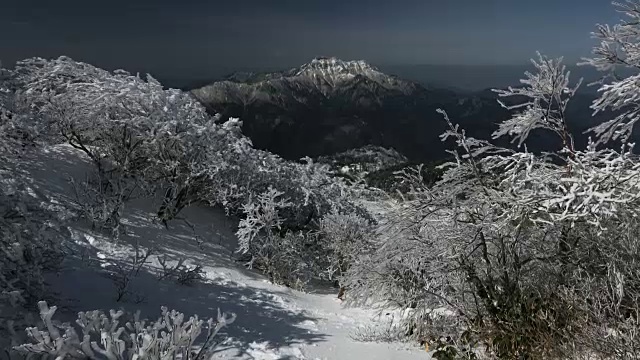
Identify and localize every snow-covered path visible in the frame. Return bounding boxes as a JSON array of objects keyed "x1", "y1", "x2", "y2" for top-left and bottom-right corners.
[{"x1": 11, "y1": 144, "x2": 427, "y2": 360}]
